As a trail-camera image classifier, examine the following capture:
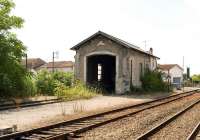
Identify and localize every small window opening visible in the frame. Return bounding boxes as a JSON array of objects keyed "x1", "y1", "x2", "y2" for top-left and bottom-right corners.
[{"x1": 98, "y1": 64, "x2": 102, "y2": 81}]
